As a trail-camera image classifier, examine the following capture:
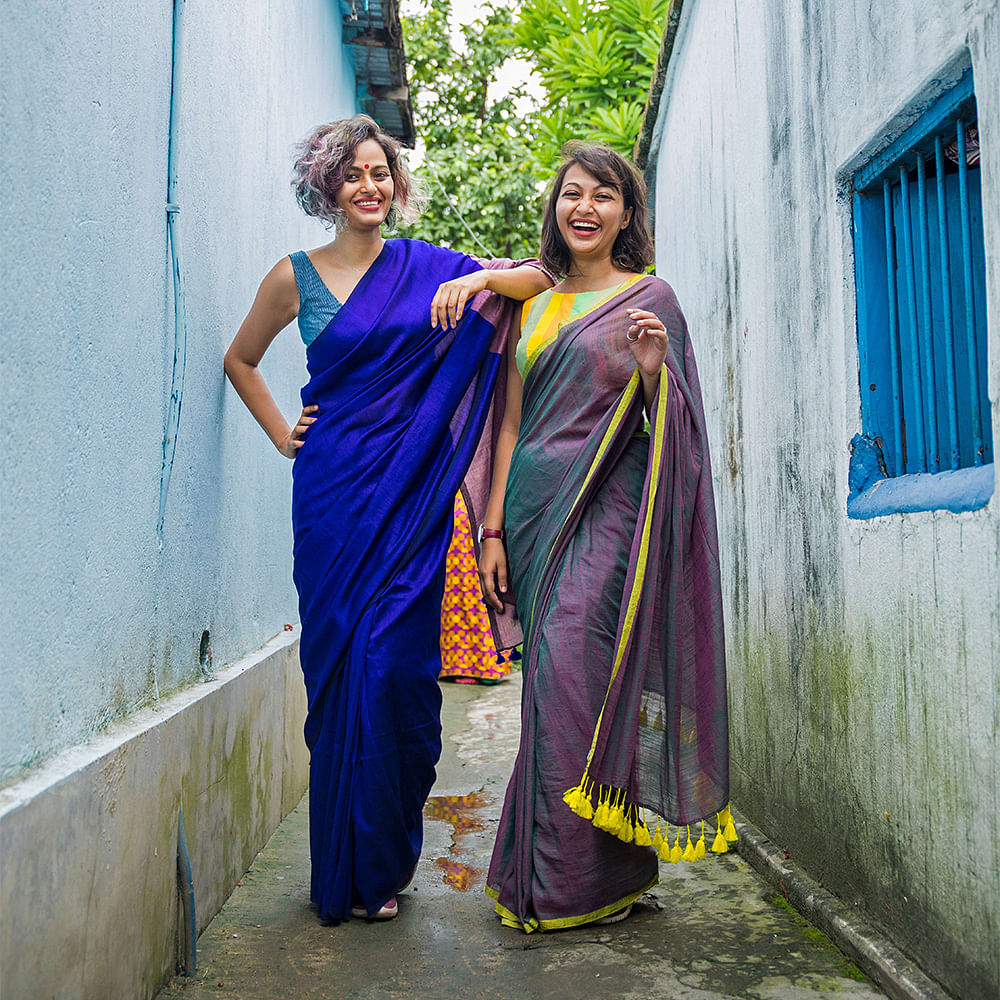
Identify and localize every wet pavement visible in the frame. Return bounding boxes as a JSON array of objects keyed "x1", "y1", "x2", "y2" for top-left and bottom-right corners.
[{"x1": 158, "y1": 675, "x2": 885, "y2": 1000}]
